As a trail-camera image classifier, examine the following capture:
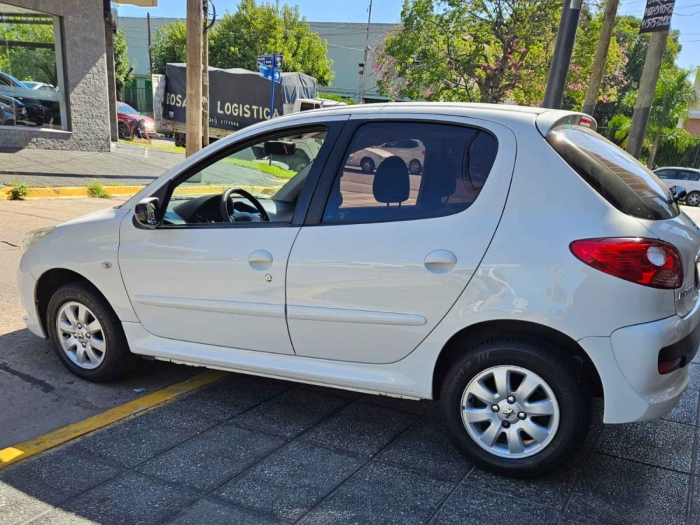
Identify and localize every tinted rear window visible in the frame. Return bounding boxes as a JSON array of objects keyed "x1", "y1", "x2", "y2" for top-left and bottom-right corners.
[{"x1": 546, "y1": 126, "x2": 679, "y2": 220}]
